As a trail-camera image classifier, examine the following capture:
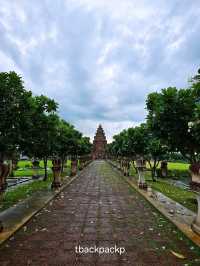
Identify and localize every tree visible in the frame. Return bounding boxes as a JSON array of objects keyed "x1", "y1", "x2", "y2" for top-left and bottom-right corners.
[
  {"x1": 0, "y1": 71, "x2": 33, "y2": 161},
  {"x1": 77, "y1": 136, "x2": 92, "y2": 156},
  {"x1": 22, "y1": 96, "x2": 59, "y2": 180},
  {"x1": 146, "y1": 84, "x2": 200, "y2": 163},
  {"x1": 186, "y1": 68, "x2": 200, "y2": 156},
  {"x1": 126, "y1": 124, "x2": 167, "y2": 180},
  {"x1": 144, "y1": 134, "x2": 167, "y2": 180},
  {"x1": 111, "y1": 130, "x2": 129, "y2": 157},
  {"x1": 110, "y1": 124, "x2": 167, "y2": 180}
]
